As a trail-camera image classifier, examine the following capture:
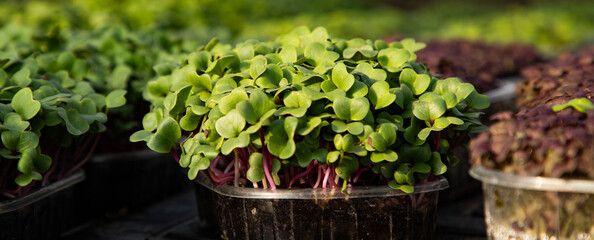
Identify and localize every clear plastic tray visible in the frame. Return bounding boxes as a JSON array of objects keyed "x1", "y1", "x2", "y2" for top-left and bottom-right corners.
[
  {"x1": 0, "y1": 170, "x2": 85, "y2": 240},
  {"x1": 0, "y1": 170, "x2": 85, "y2": 213},
  {"x1": 195, "y1": 174, "x2": 449, "y2": 239},
  {"x1": 195, "y1": 172, "x2": 449, "y2": 199},
  {"x1": 470, "y1": 167, "x2": 594, "y2": 240}
]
